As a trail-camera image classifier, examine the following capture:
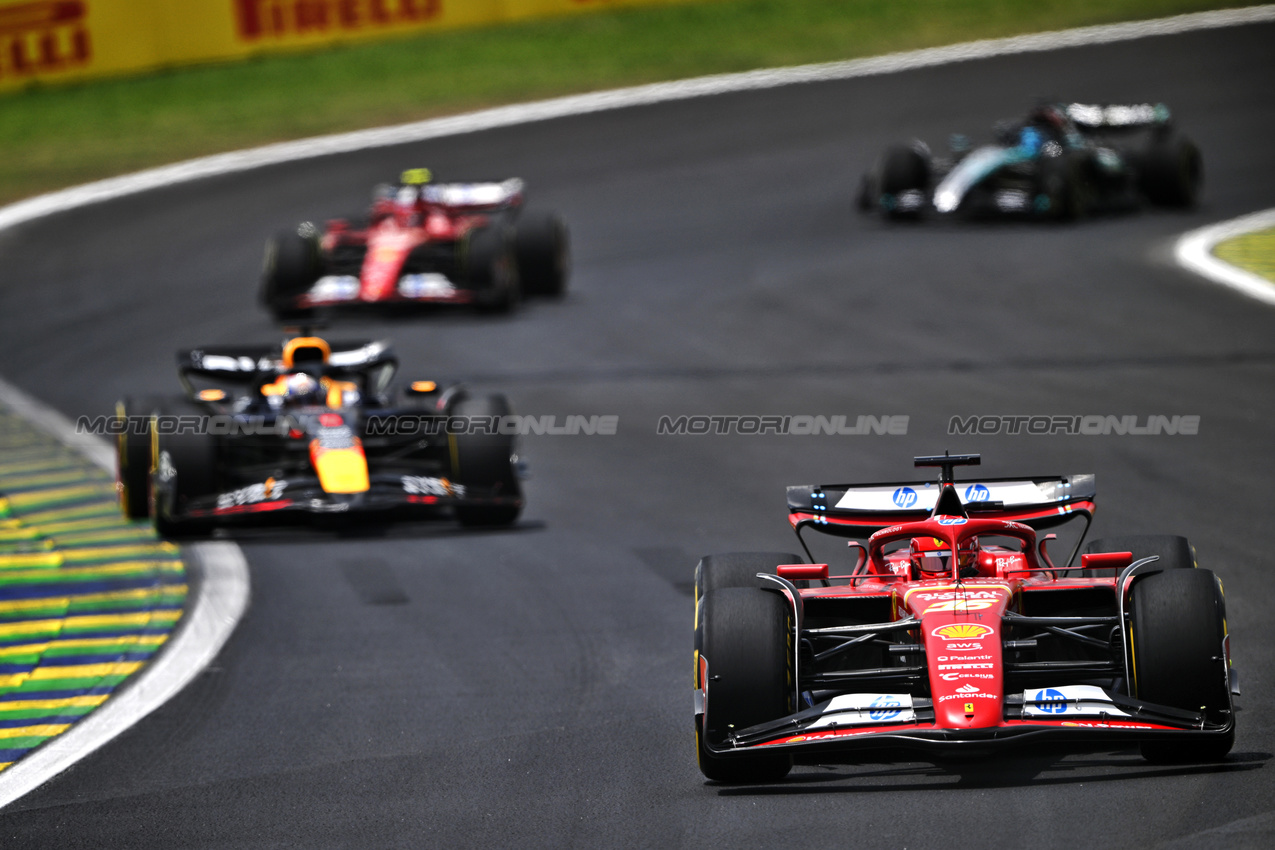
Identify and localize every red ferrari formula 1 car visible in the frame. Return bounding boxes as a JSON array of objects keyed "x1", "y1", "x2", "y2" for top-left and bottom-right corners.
[
  {"x1": 115, "y1": 334, "x2": 523, "y2": 536},
  {"x1": 694, "y1": 453, "x2": 1236, "y2": 783},
  {"x1": 260, "y1": 169, "x2": 569, "y2": 321}
]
